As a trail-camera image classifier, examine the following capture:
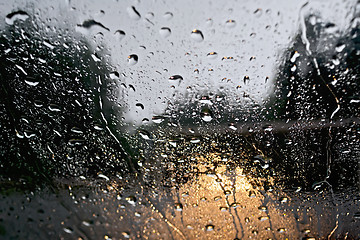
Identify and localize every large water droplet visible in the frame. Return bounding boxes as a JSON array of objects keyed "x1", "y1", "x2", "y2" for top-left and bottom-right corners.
[
  {"x1": 5, "y1": 10, "x2": 29, "y2": 25},
  {"x1": 127, "y1": 54, "x2": 138, "y2": 65},
  {"x1": 159, "y1": 27, "x2": 171, "y2": 38},
  {"x1": 191, "y1": 29, "x2": 204, "y2": 42}
]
